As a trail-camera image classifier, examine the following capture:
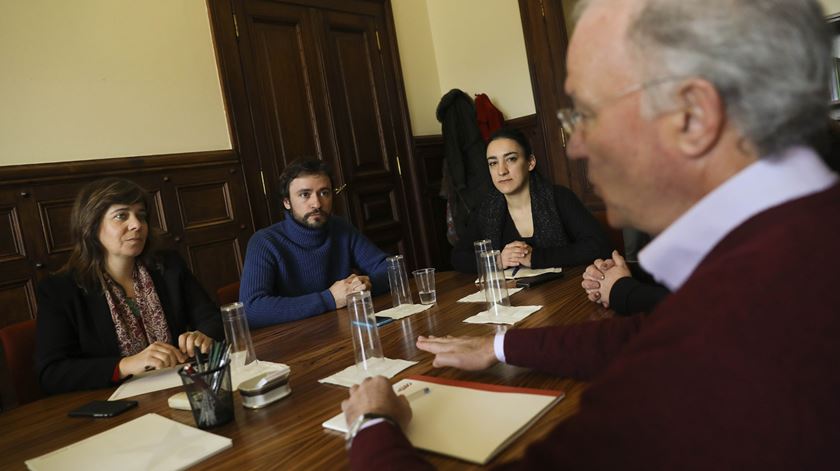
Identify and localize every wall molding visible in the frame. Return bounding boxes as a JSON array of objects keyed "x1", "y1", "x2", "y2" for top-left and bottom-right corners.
[{"x1": 0, "y1": 149, "x2": 239, "y2": 185}]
